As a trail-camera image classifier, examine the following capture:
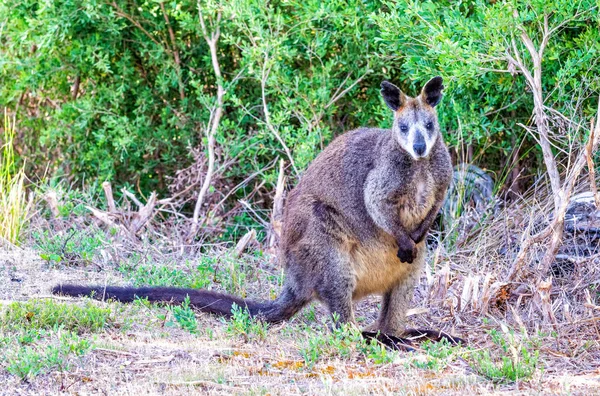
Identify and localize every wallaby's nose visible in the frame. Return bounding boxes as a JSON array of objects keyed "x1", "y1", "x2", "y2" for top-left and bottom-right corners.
[{"x1": 413, "y1": 143, "x2": 426, "y2": 156}]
